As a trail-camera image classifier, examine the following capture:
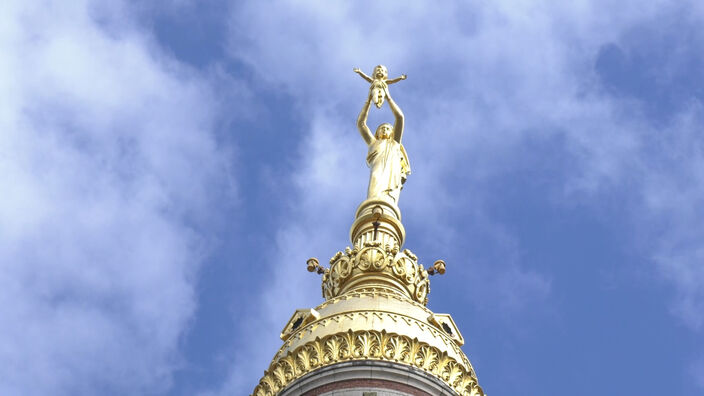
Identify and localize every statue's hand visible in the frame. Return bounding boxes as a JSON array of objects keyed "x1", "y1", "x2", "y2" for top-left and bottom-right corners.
[
  {"x1": 353, "y1": 67, "x2": 361, "y2": 73},
  {"x1": 401, "y1": 74, "x2": 407, "y2": 80}
]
